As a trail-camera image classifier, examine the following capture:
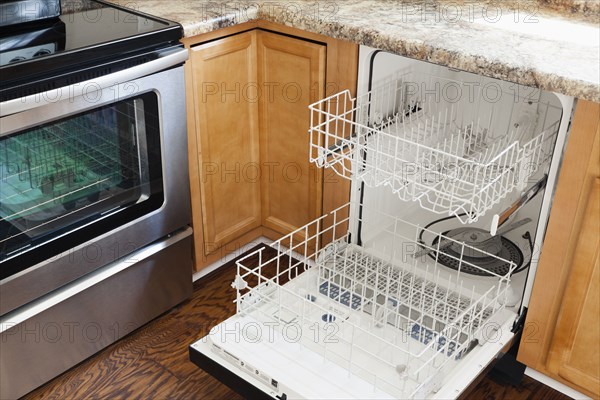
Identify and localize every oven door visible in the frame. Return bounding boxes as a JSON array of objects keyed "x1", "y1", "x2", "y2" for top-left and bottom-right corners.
[{"x1": 0, "y1": 48, "x2": 191, "y2": 315}]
